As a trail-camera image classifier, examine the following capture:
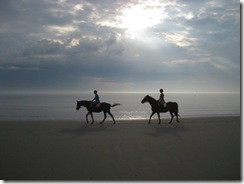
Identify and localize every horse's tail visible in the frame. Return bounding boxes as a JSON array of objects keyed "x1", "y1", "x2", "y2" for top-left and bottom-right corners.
[{"x1": 111, "y1": 103, "x2": 121, "y2": 107}]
